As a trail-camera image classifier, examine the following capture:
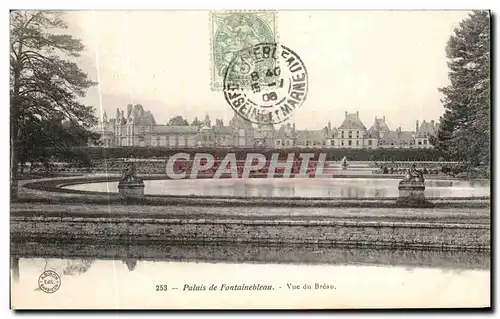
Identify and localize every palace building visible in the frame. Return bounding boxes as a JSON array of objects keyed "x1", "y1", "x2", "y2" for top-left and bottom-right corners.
[{"x1": 93, "y1": 104, "x2": 438, "y2": 149}]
